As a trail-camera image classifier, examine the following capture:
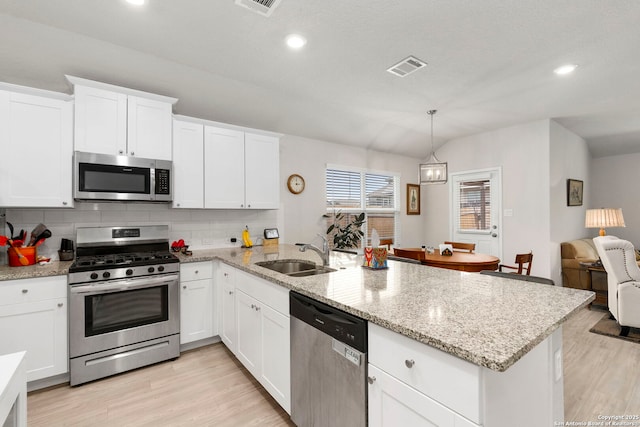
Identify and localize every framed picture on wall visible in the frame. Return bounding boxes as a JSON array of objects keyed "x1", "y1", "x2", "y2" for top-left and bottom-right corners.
[
  {"x1": 407, "y1": 184, "x2": 421, "y2": 215},
  {"x1": 567, "y1": 179, "x2": 583, "y2": 206}
]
